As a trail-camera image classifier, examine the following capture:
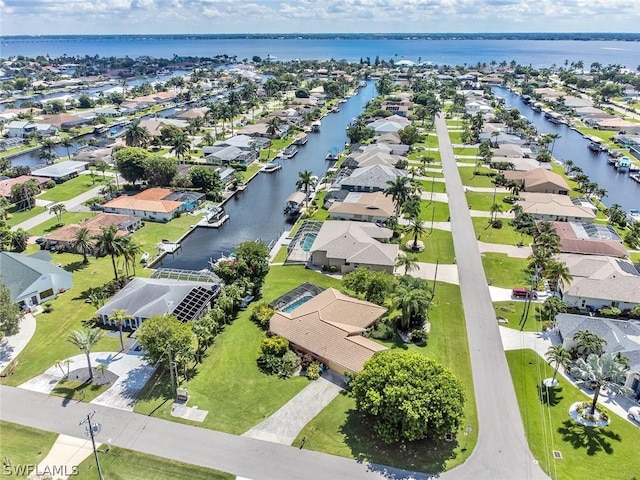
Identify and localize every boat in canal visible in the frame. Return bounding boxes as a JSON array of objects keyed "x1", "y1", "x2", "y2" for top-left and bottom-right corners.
[
  {"x1": 292, "y1": 133, "x2": 308, "y2": 146},
  {"x1": 615, "y1": 156, "x2": 631, "y2": 172},
  {"x1": 262, "y1": 161, "x2": 282, "y2": 172},
  {"x1": 201, "y1": 206, "x2": 229, "y2": 228},
  {"x1": 544, "y1": 111, "x2": 565, "y2": 124},
  {"x1": 278, "y1": 145, "x2": 298, "y2": 159},
  {"x1": 630, "y1": 173, "x2": 640, "y2": 184},
  {"x1": 283, "y1": 191, "x2": 306, "y2": 221},
  {"x1": 325, "y1": 146, "x2": 341, "y2": 161},
  {"x1": 311, "y1": 120, "x2": 321, "y2": 132},
  {"x1": 627, "y1": 209, "x2": 640, "y2": 224}
]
